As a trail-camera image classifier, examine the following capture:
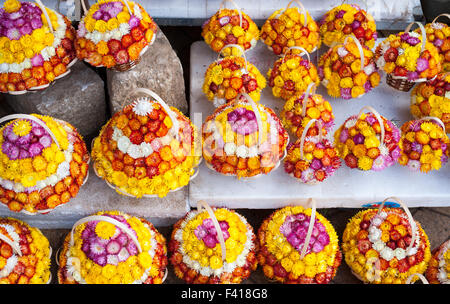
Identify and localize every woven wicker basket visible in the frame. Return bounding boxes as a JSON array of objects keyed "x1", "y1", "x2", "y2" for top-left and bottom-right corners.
[{"x1": 386, "y1": 74, "x2": 417, "y2": 92}]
